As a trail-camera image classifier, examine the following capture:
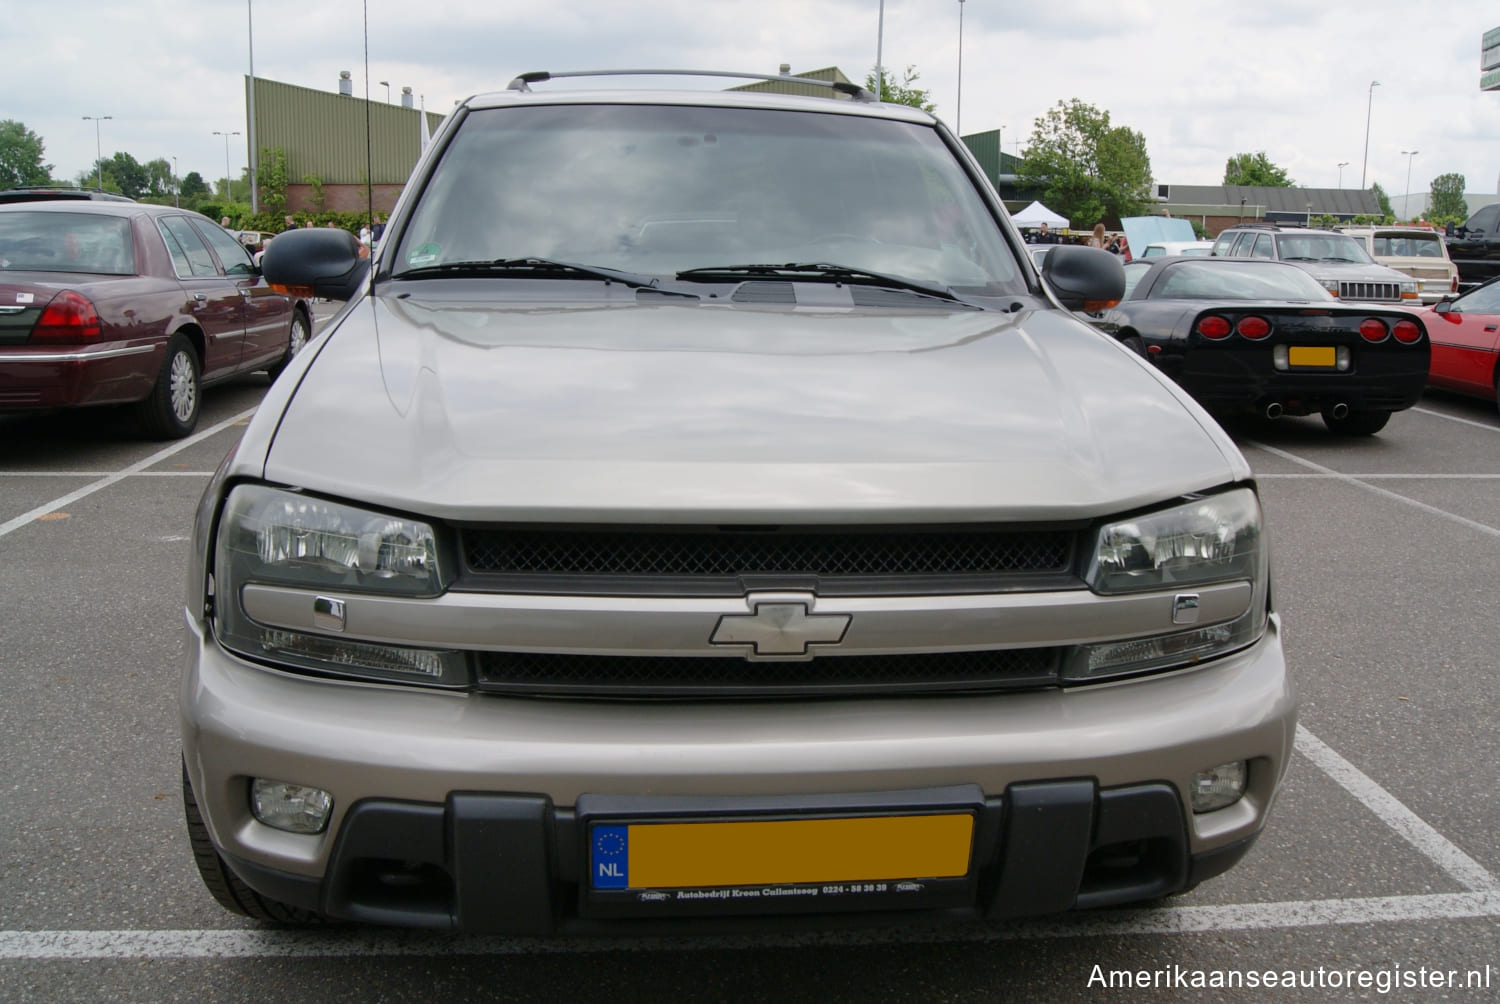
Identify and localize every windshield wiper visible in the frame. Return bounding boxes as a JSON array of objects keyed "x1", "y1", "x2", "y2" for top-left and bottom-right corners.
[
  {"x1": 675, "y1": 262, "x2": 965, "y2": 303},
  {"x1": 1281, "y1": 256, "x2": 1320, "y2": 262},
  {"x1": 399, "y1": 257, "x2": 659, "y2": 289}
]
